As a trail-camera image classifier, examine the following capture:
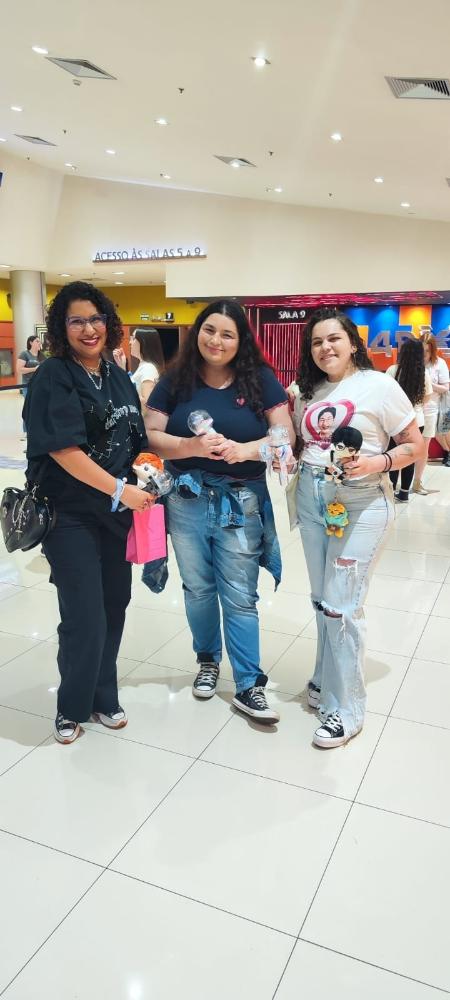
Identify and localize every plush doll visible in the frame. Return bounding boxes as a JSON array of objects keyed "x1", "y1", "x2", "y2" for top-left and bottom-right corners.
[
  {"x1": 325, "y1": 501, "x2": 349, "y2": 537},
  {"x1": 325, "y1": 426, "x2": 363, "y2": 483},
  {"x1": 132, "y1": 453, "x2": 173, "y2": 497}
]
